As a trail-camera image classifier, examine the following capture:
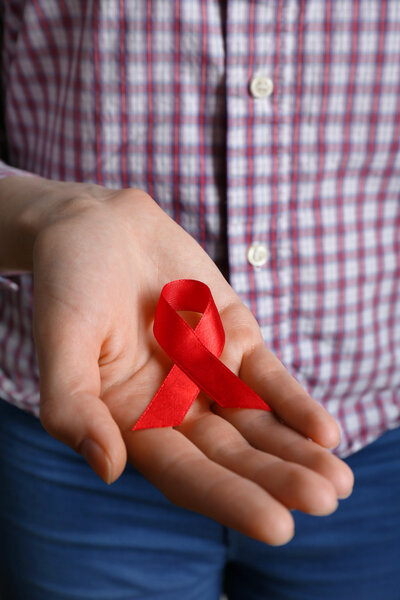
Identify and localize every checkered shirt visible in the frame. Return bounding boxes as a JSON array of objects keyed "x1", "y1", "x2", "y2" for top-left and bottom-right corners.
[{"x1": 1, "y1": 0, "x2": 400, "y2": 457}]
